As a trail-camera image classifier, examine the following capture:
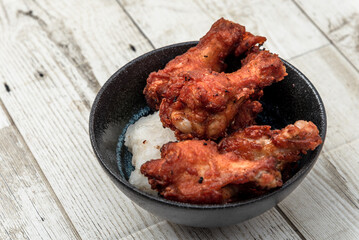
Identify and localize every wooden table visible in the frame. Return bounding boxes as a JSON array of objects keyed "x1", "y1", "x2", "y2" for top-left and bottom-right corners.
[{"x1": 1, "y1": 0, "x2": 358, "y2": 239}]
